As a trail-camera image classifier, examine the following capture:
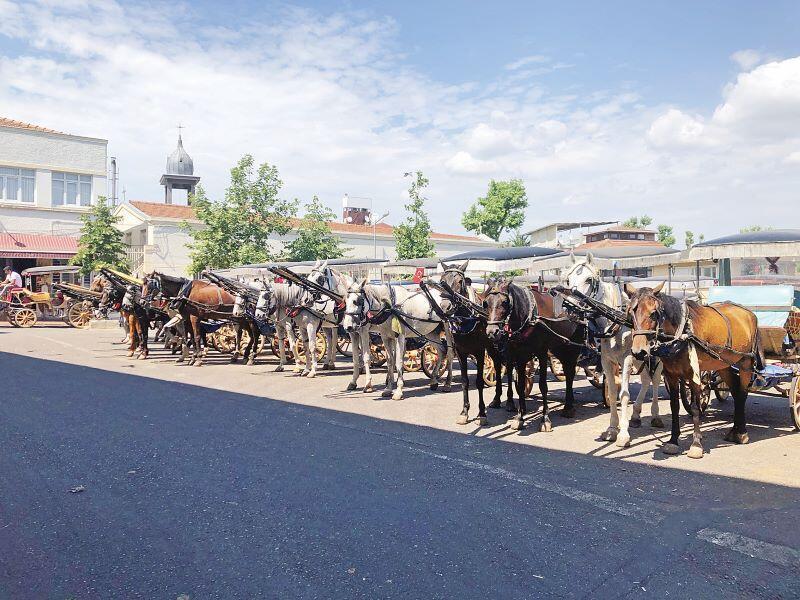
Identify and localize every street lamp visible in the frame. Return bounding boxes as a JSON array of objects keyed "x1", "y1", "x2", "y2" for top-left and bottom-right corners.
[{"x1": 371, "y1": 210, "x2": 390, "y2": 259}]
